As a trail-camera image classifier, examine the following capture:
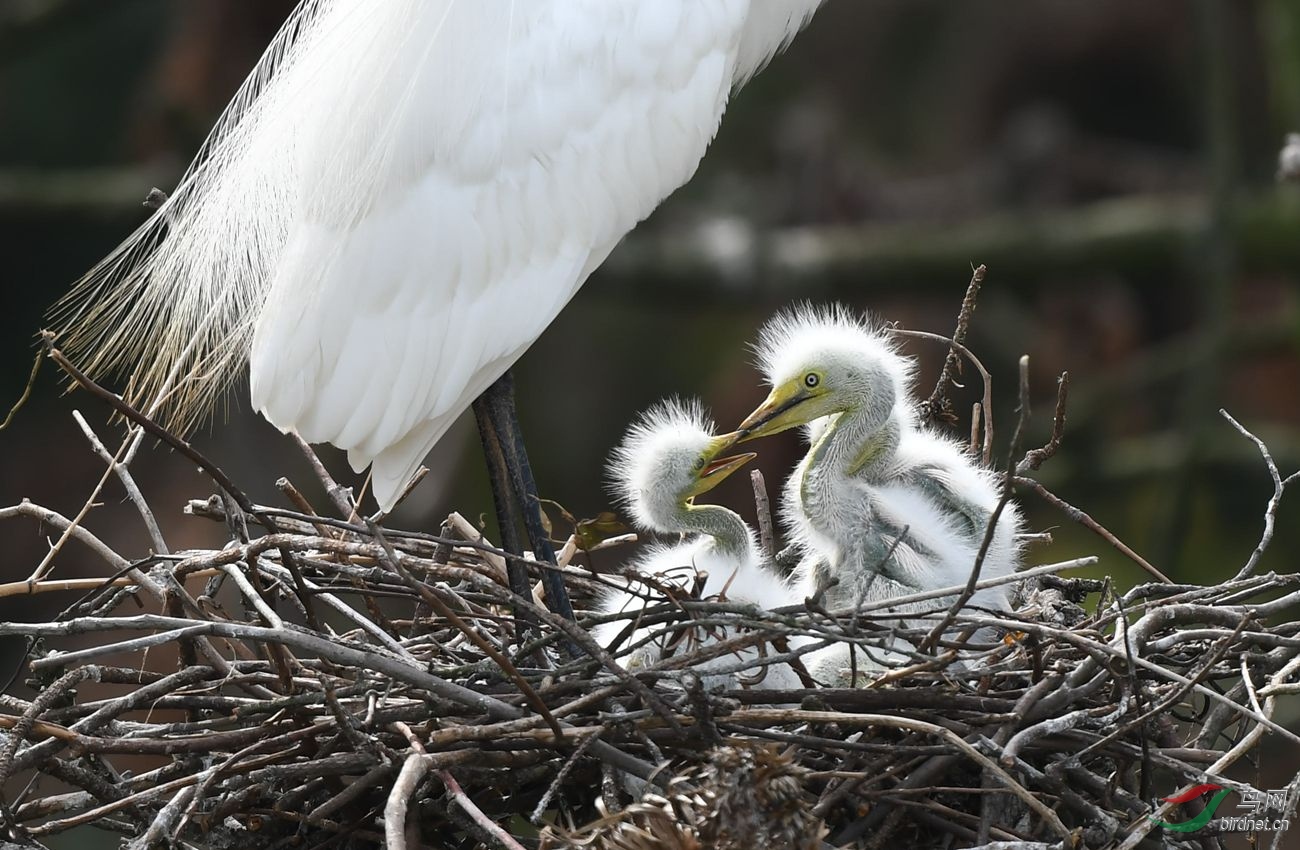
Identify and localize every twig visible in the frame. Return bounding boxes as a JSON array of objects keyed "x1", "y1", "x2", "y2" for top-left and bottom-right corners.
[
  {"x1": 1017, "y1": 372, "x2": 1069, "y2": 475},
  {"x1": 438, "y1": 767, "x2": 526, "y2": 850},
  {"x1": 1220, "y1": 409, "x2": 1297, "y2": 580},
  {"x1": 365, "y1": 519, "x2": 564, "y2": 741},
  {"x1": 47, "y1": 340, "x2": 326, "y2": 630},
  {"x1": 221, "y1": 565, "x2": 284, "y2": 631},
  {"x1": 276, "y1": 477, "x2": 337, "y2": 538},
  {"x1": 820, "y1": 557, "x2": 1097, "y2": 618},
  {"x1": 920, "y1": 263, "x2": 986, "y2": 424},
  {"x1": 961, "y1": 611, "x2": 1300, "y2": 745},
  {"x1": 1, "y1": 500, "x2": 128, "y2": 572},
  {"x1": 531, "y1": 730, "x2": 603, "y2": 824},
  {"x1": 890, "y1": 328, "x2": 995, "y2": 465},
  {"x1": 307, "y1": 763, "x2": 395, "y2": 824},
  {"x1": 0, "y1": 347, "x2": 41, "y2": 431},
  {"x1": 1069, "y1": 615, "x2": 1250, "y2": 764},
  {"x1": 920, "y1": 355, "x2": 1030, "y2": 652},
  {"x1": 728, "y1": 710, "x2": 1072, "y2": 840},
  {"x1": 14, "y1": 615, "x2": 520, "y2": 720},
  {"x1": 1014, "y1": 478, "x2": 1172, "y2": 583},
  {"x1": 124, "y1": 785, "x2": 195, "y2": 850},
  {"x1": 47, "y1": 342, "x2": 254, "y2": 519},
  {"x1": 750, "y1": 468, "x2": 776, "y2": 566},
  {"x1": 292, "y1": 433, "x2": 358, "y2": 521},
  {"x1": 72, "y1": 411, "x2": 168, "y2": 555},
  {"x1": 383, "y1": 753, "x2": 431, "y2": 850}
]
